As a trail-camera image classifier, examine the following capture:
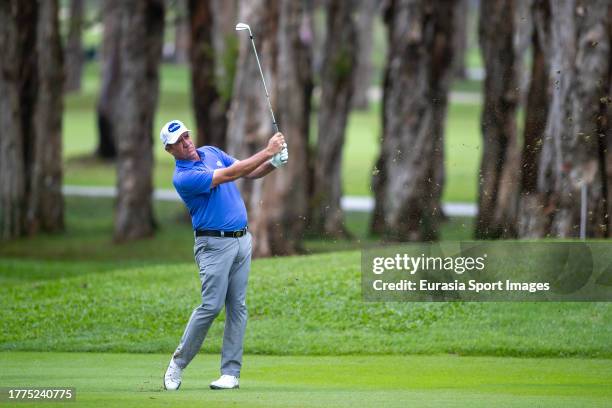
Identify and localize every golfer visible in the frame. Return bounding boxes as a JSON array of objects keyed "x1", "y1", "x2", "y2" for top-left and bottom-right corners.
[{"x1": 160, "y1": 120, "x2": 287, "y2": 390}]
